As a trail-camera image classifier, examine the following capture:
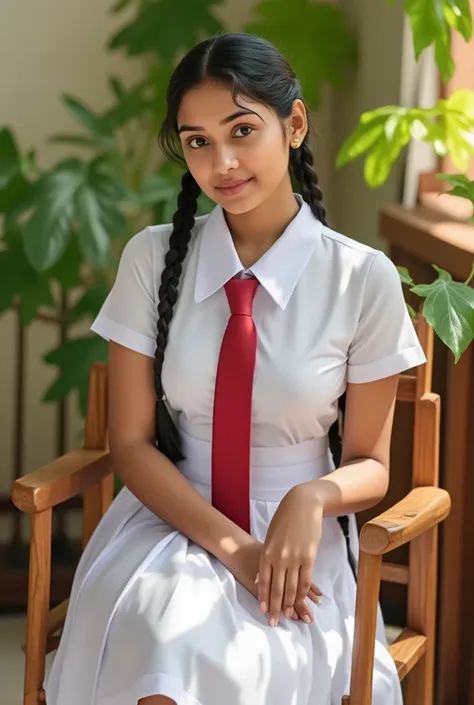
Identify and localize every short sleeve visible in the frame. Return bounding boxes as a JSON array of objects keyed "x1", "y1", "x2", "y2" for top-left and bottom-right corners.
[
  {"x1": 90, "y1": 227, "x2": 158, "y2": 357},
  {"x1": 347, "y1": 252, "x2": 427, "y2": 383}
]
